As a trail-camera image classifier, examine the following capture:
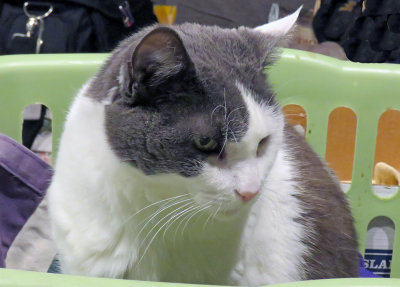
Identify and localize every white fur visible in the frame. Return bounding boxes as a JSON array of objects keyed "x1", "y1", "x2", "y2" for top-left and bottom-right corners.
[
  {"x1": 254, "y1": 6, "x2": 302, "y2": 36},
  {"x1": 48, "y1": 81, "x2": 309, "y2": 285}
]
